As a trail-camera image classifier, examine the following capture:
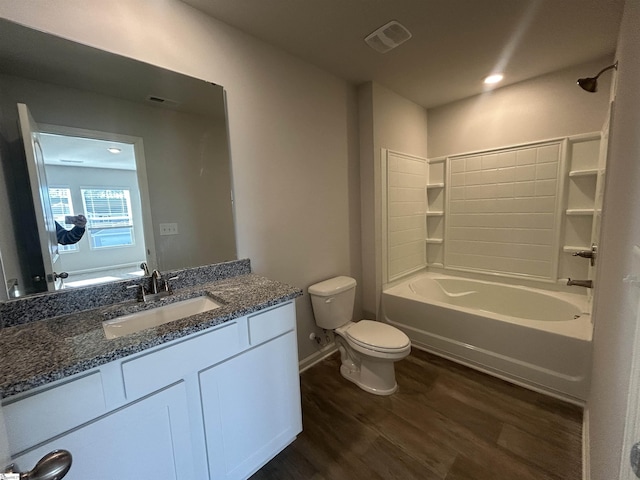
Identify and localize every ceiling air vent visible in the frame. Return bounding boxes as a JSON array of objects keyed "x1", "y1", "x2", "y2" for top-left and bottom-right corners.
[
  {"x1": 364, "y1": 20, "x2": 412, "y2": 54},
  {"x1": 146, "y1": 95, "x2": 180, "y2": 108}
]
